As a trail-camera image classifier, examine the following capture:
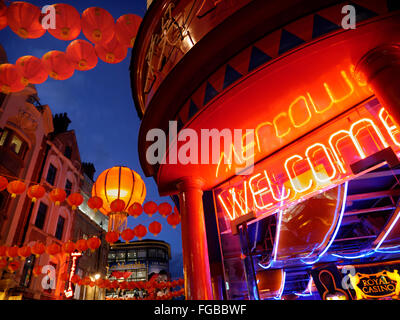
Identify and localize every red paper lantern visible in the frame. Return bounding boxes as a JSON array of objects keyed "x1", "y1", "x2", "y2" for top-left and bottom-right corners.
[
  {"x1": 0, "y1": 64, "x2": 25, "y2": 94},
  {"x1": 18, "y1": 246, "x2": 32, "y2": 260},
  {"x1": 31, "y1": 241, "x2": 45, "y2": 257},
  {"x1": 6, "y1": 246, "x2": 19, "y2": 260},
  {"x1": 7, "y1": 2, "x2": 45, "y2": 39},
  {"x1": 143, "y1": 201, "x2": 157, "y2": 217},
  {"x1": 27, "y1": 184, "x2": 46, "y2": 203},
  {"x1": 62, "y1": 241, "x2": 76, "y2": 255},
  {"x1": 48, "y1": 3, "x2": 81, "y2": 41},
  {"x1": 149, "y1": 221, "x2": 162, "y2": 236},
  {"x1": 95, "y1": 34, "x2": 128, "y2": 64},
  {"x1": 158, "y1": 202, "x2": 172, "y2": 217},
  {"x1": 8, "y1": 260, "x2": 20, "y2": 273},
  {"x1": 121, "y1": 228, "x2": 135, "y2": 243},
  {"x1": 0, "y1": 1, "x2": 7, "y2": 31},
  {"x1": 105, "y1": 231, "x2": 119, "y2": 244},
  {"x1": 49, "y1": 188, "x2": 67, "y2": 206},
  {"x1": 46, "y1": 243, "x2": 61, "y2": 257},
  {"x1": 82, "y1": 276, "x2": 91, "y2": 286},
  {"x1": 67, "y1": 192, "x2": 84, "y2": 210},
  {"x1": 167, "y1": 213, "x2": 181, "y2": 229},
  {"x1": 115, "y1": 14, "x2": 142, "y2": 48},
  {"x1": 0, "y1": 176, "x2": 8, "y2": 191},
  {"x1": 128, "y1": 203, "x2": 143, "y2": 218},
  {"x1": 33, "y1": 265, "x2": 43, "y2": 277},
  {"x1": 71, "y1": 274, "x2": 81, "y2": 284},
  {"x1": 95, "y1": 278, "x2": 105, "y2": 288},
  {"x1": 134, "y1": 224, "x2": 147, "y2": 240},
  {"x1": 110, "y1": 199, "x2": 126, "y2": 213},
  {"x1": 76, "y1": 239, "x2": 88, "y2": 252},
  {"x1": 87, "y1": 236, "x2": 101, "y2": 251},
  {"x1": 16, "y1": 56, "x2": 48, "y2": 85},
  {"x1": 0, "y1": 246, "x2": 7, "y2": 257},
  {"x1": 87, "y1": 196, "x2": 103, "y2": 212},
  {"x1": 6, "y1": 180, "x2": 26, "y2": 198},
  {"x1": 0, "y1": 258, "x2": 7, "y2": 269},
  {"x1": 66, "y1": 39, "x2": 98, "y2": 71},
  {"x1": 81, "y1": 7, "x2": 115, "y2": 44},
  {"x1": 42, "y1": 51, "x2": 75, "y2": 81}
]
